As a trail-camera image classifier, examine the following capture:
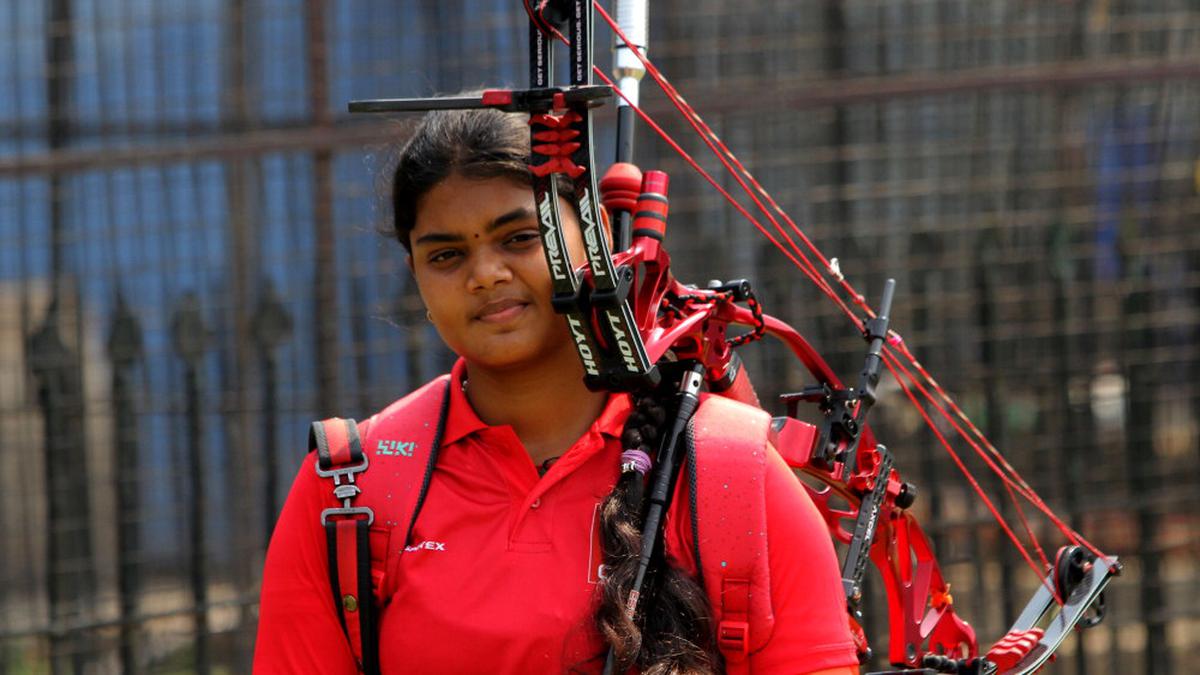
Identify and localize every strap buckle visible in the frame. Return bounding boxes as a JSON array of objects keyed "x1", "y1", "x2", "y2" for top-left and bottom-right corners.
[
  {"x1": 315, "y1": 454, "x2": 373, "y2": 524},
  {"x1": 717, "y1": 619, "x2": 750, "y2": 659}
]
